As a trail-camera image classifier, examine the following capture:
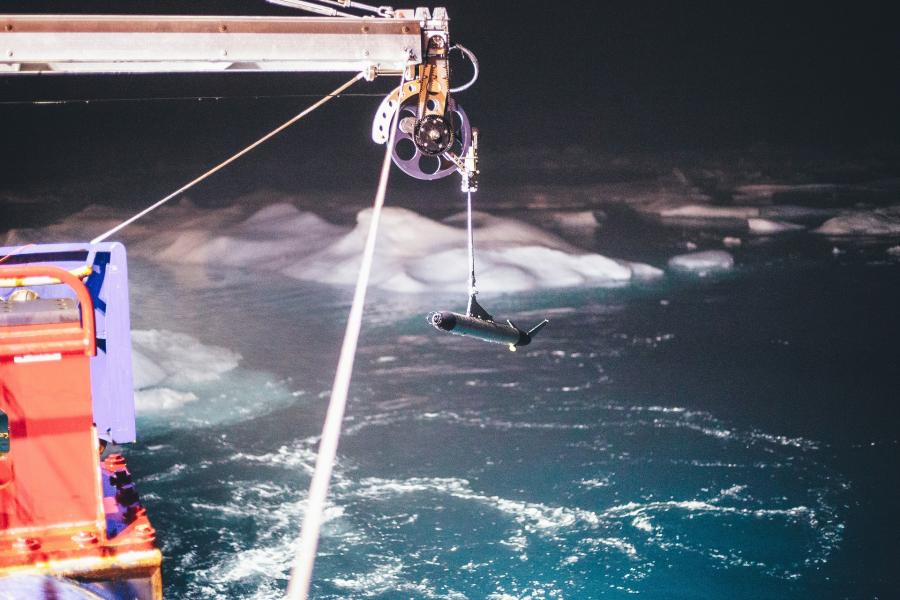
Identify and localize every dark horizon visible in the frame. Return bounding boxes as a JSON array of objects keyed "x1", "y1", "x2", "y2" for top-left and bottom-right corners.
[{"x1": 2, "y1": 2, "x2": 899, "y2": 204}]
